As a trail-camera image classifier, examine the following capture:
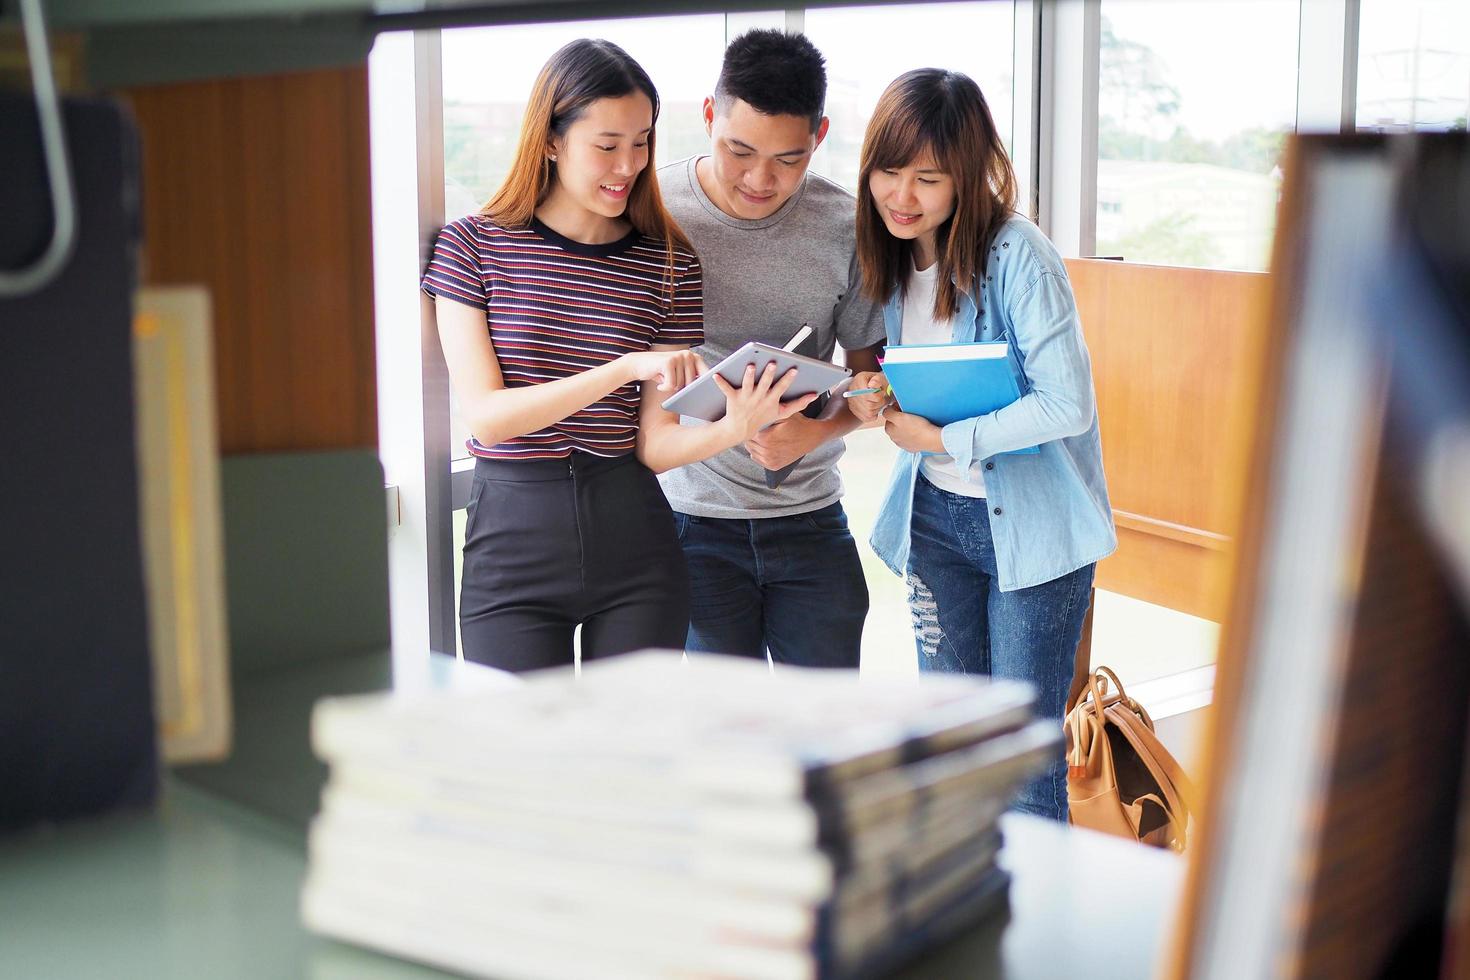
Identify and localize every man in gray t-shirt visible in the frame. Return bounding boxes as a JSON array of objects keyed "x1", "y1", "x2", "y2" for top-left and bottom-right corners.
[{"x1": 657, "y1": 29, "x2": 885, "y2": 667}]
